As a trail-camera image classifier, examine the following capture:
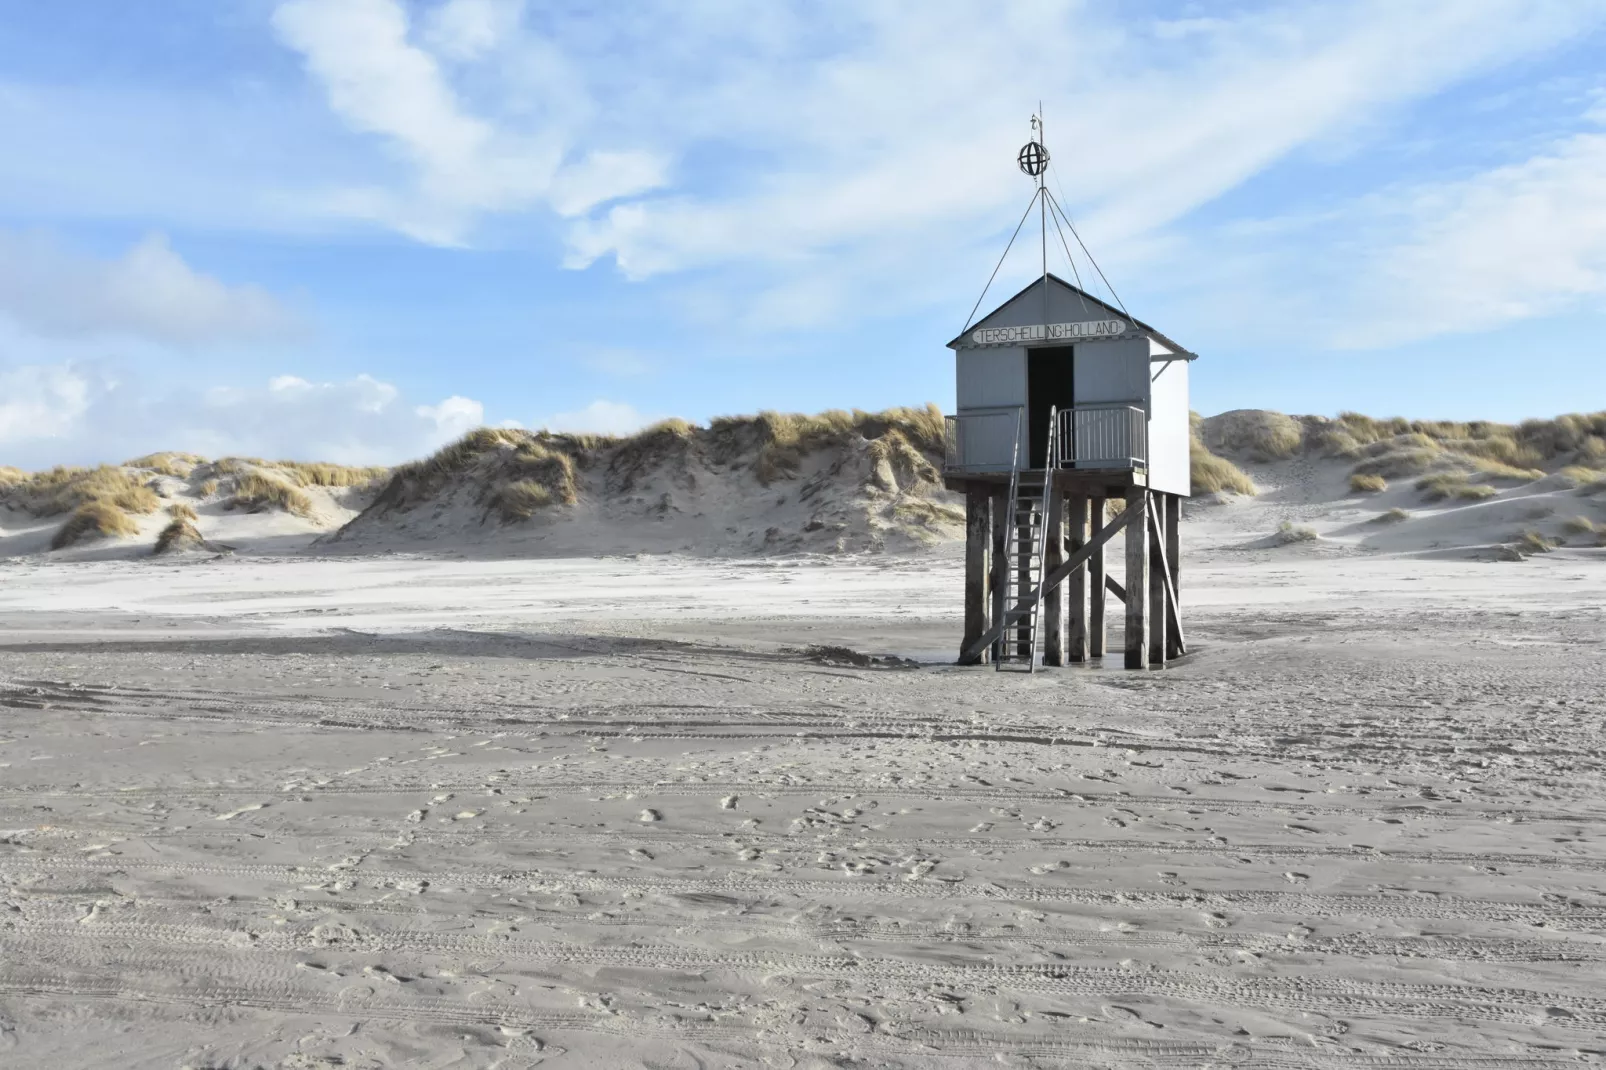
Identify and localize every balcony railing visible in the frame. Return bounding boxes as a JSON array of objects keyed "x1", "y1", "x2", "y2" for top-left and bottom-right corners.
[
  {"x1": 1056, "y1": 403, "x2": 1146, "y2": 469},
  {"x1": 944, "y1": 403, "x2": 1145, "y2": 473},
  {"x1": 943, "y1": 406, "x2": 1024, "y2": 473}
]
